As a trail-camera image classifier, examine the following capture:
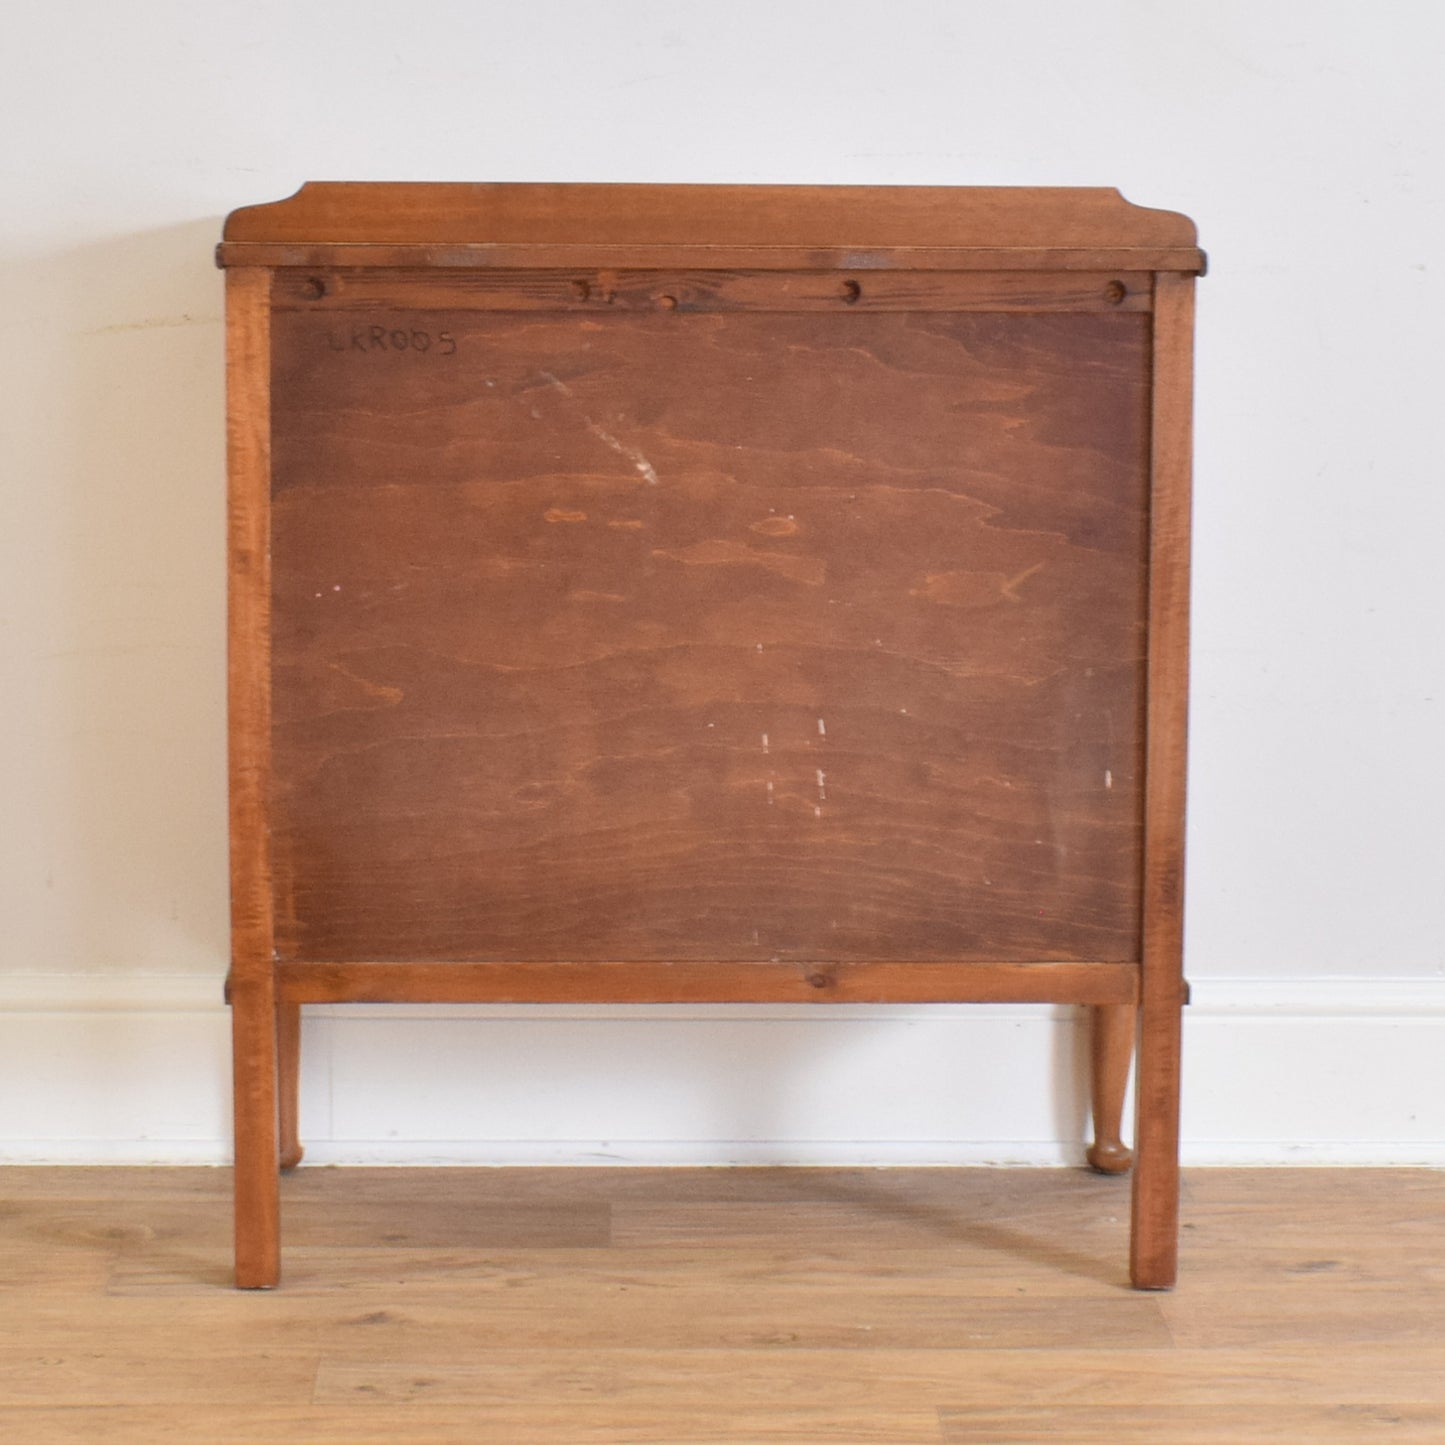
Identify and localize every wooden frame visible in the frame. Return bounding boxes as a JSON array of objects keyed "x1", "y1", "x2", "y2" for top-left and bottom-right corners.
[{"x1": 219, "y1": 183, "x2": 1202, "y2": 1290}]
